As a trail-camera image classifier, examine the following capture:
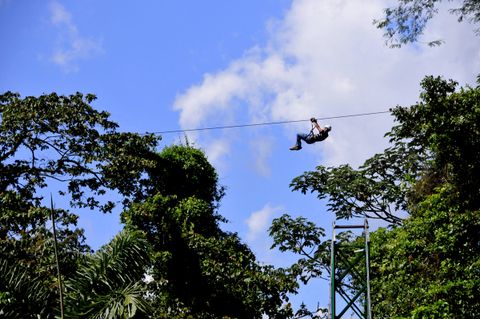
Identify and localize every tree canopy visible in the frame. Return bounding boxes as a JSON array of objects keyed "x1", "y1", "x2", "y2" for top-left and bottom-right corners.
[
  {"x1": 369, "y1": 186, "x2": 480, "y2": 318},
  {"x1": 0, "y1": 92, "x2": 297, "y2": 318},
  {"x1": 291, "y1": 76, "x2": 480, "y2": 225},
  {"x1": 271, "y1": 75, "x2": 480, "y2": 317},
  {"x1": 0, "y1": 91, "x2": 159, "y2": 212},
  {"x1": 0, "y1": 92, "x2": 159, "y2": 317},
  {"x1": 3, "y1": 75, "x2": 479, "y2": 318},
  {"x1": 376, "y1": 0, "x2": 480, "y2": 47},
  {"x1": 122, "y1": 145, "x2": 297, "y2": 318}
]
